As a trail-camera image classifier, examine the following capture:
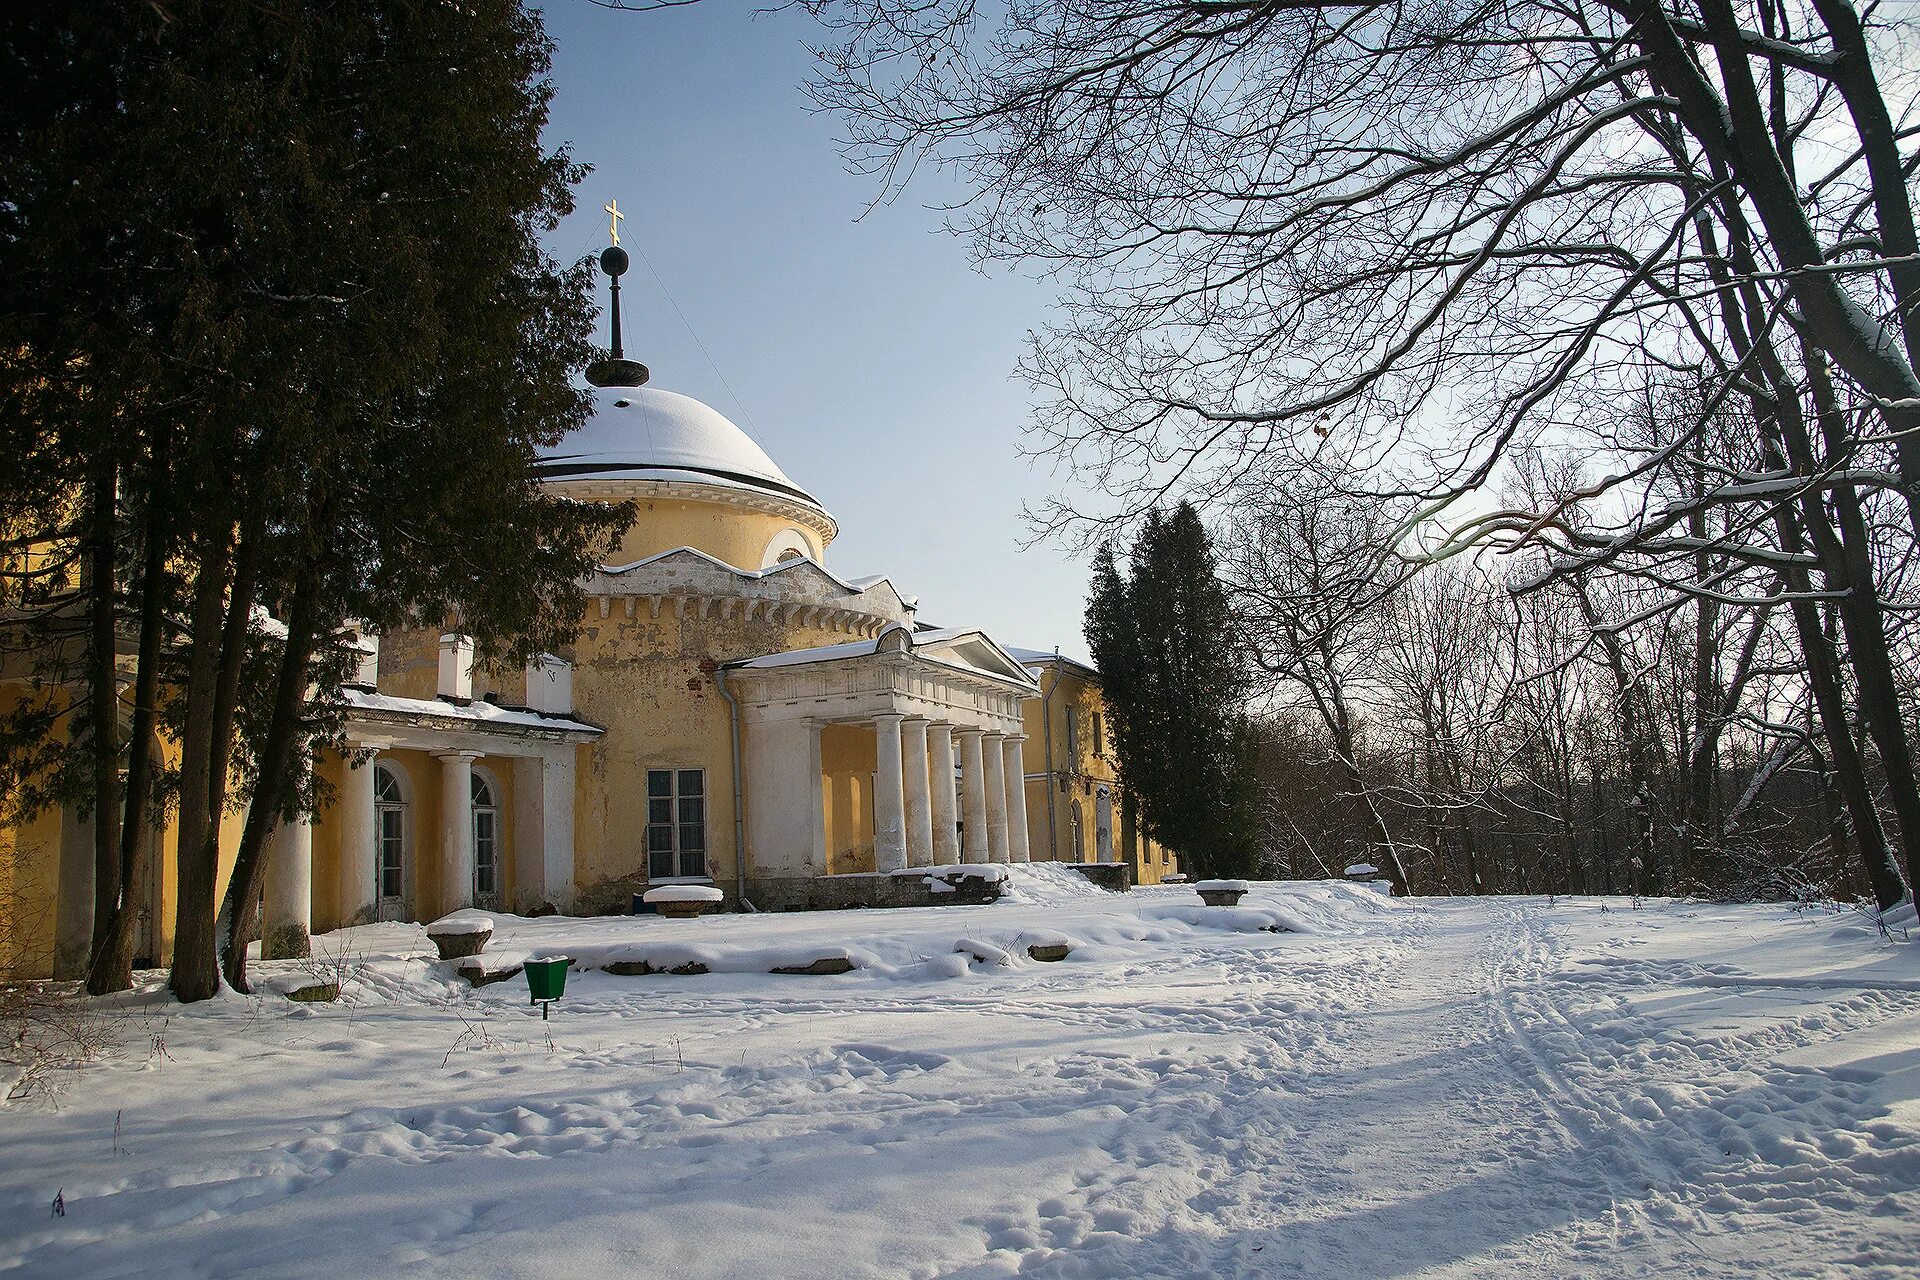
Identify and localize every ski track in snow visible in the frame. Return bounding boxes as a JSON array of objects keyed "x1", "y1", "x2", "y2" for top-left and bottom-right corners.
[{"x1": 3, "y1": 884, "x2": 1919, "y2": 1278}]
